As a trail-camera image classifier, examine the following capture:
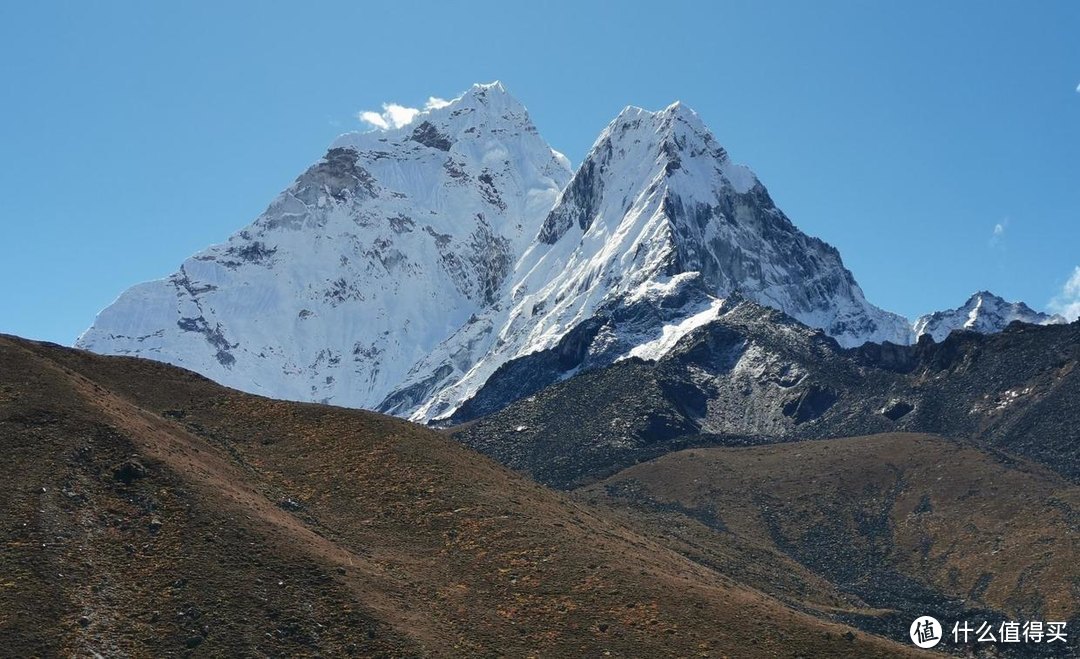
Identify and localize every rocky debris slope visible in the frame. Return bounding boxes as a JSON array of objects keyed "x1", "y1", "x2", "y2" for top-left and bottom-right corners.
[{"x1": 454, "y1": 299, "x2": 1080, "y2": 489}]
